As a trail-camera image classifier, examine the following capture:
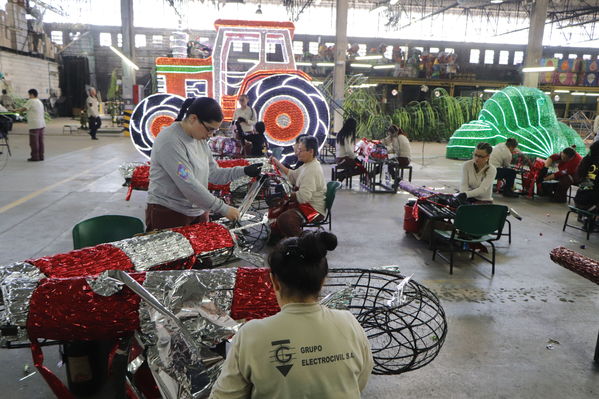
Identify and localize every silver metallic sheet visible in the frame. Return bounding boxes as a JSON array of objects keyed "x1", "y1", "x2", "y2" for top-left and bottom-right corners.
[
  {"x1": 119, "y1": 162, "x2": 147, "y2": 180},
  {"x1": 111, "y1": 231, "x2": 194, "y2": 271},
  {"x1": 139, "y1": 269, "x2": 239, "y2": 348},
  {"x1": 0, "y1": 262, "x2": 45, "y2": 327},
  {"x1": 86, "y1": 271, "x2": 125, "y2": 296},
  {"x1": 228, "y1": 158, "x2": 272, "y2": 192}
]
